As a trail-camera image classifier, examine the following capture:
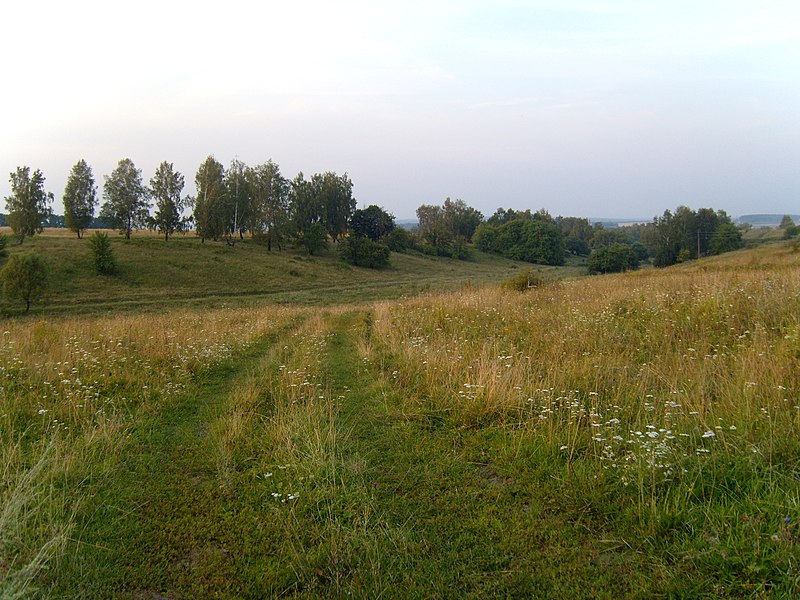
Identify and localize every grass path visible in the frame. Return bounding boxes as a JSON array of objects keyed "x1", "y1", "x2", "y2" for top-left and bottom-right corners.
[
  {"x1": 302, "y1": 312, "x2": 655, "y2": 597},
  {"x1": 49, "y1": 311, "x2": 654, "y2": 598},
  {"x1": 48, "y1": 326, "x2": 301, "y2": 598}
]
